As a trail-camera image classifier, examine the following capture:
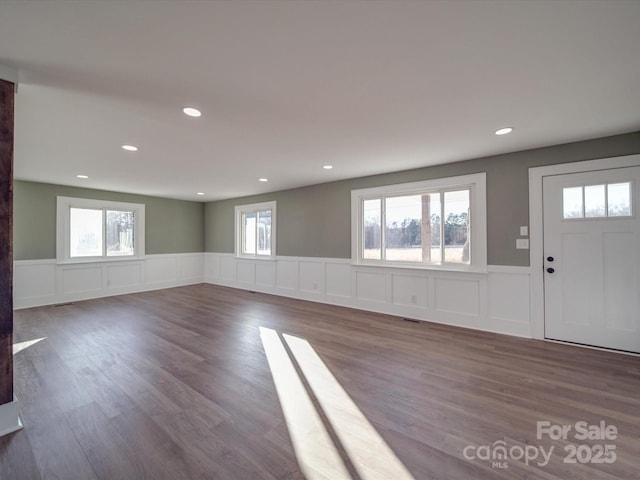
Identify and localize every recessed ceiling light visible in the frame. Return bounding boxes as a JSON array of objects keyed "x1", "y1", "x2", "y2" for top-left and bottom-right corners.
[
  {"x1": 183, "y1": 107, "x2": 202, "y2": 117},
  {"x1": 259, "y1": 178, "x2": 268, "y2": 182},
  {"x1": 197, "y1": 192, "x2": 205, "y2": 196},
  {"x1": 323, "y1": 165, "x2": 333, "y2": 170},
  {"x1": 122, "y1": 145, "x2": 138, "y2": 151},
  {"x1": 495, "y1": 127, "x2": 513, "y2": 136},
  {"x1": 76, "y1": 174, "x2": 89, "y2": 179}
]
